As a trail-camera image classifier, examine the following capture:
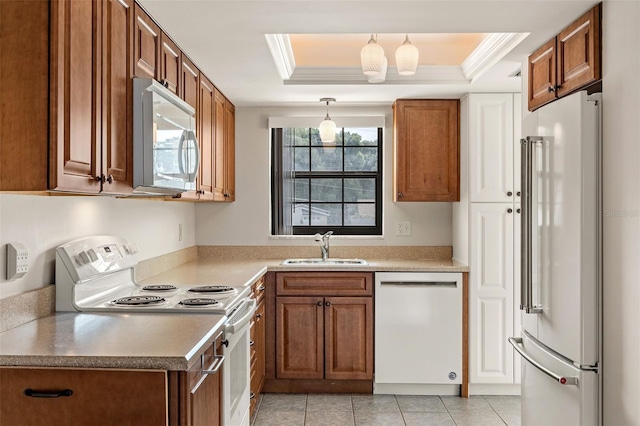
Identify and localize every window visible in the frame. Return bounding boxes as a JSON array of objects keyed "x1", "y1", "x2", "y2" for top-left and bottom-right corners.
[{"x1": 271, "y1": 127, "x2": 382, "y2": 236}]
